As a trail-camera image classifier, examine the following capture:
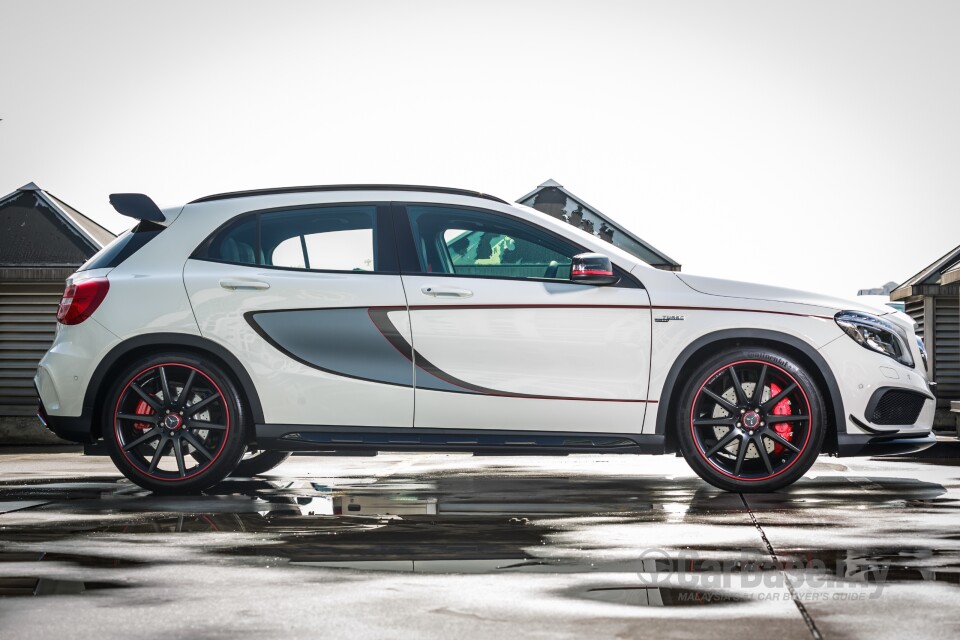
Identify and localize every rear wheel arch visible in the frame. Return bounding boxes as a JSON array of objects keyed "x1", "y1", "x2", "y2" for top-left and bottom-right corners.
[
  {"x1": 86, "y1": 333, "x2": 264, "y2": 441},
  {"x1": 656, "y1": 329, "x2": 843, "y2": 456}
]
